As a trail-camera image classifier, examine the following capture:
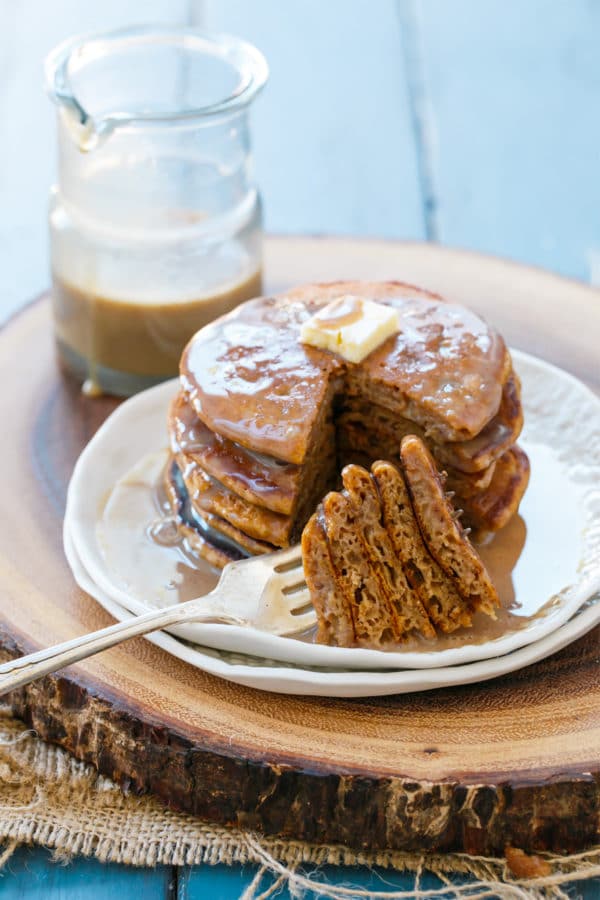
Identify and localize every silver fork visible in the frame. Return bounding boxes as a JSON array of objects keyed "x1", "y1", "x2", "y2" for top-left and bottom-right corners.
[{"x1": 0, "y1": 546, "x2": 313, "y2": 696}]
